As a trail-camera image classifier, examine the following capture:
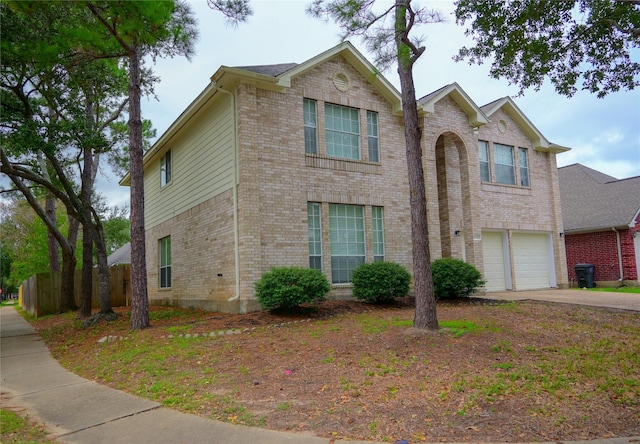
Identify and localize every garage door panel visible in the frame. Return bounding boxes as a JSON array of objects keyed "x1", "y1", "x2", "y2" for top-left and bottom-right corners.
[
  {"x1": 512, "y1": 233, "x2": 550, "y2": 290},
  {"x1": 482, "y1": 232, "x2": 506, "y2": 292}
]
